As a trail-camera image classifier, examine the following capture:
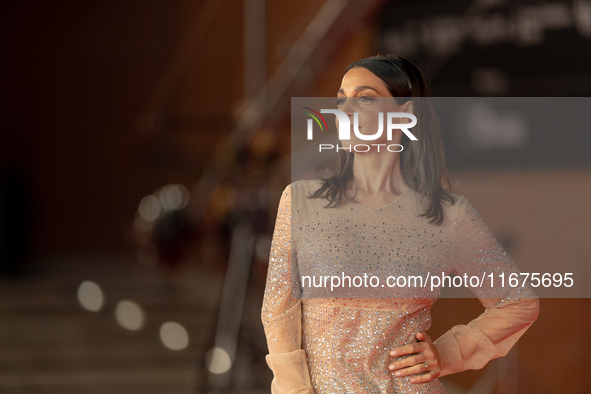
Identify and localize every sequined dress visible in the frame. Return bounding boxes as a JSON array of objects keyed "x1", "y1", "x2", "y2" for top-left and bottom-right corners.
[{"x1": 261, "y1": 180, "x2": 539, "y2": 394}]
